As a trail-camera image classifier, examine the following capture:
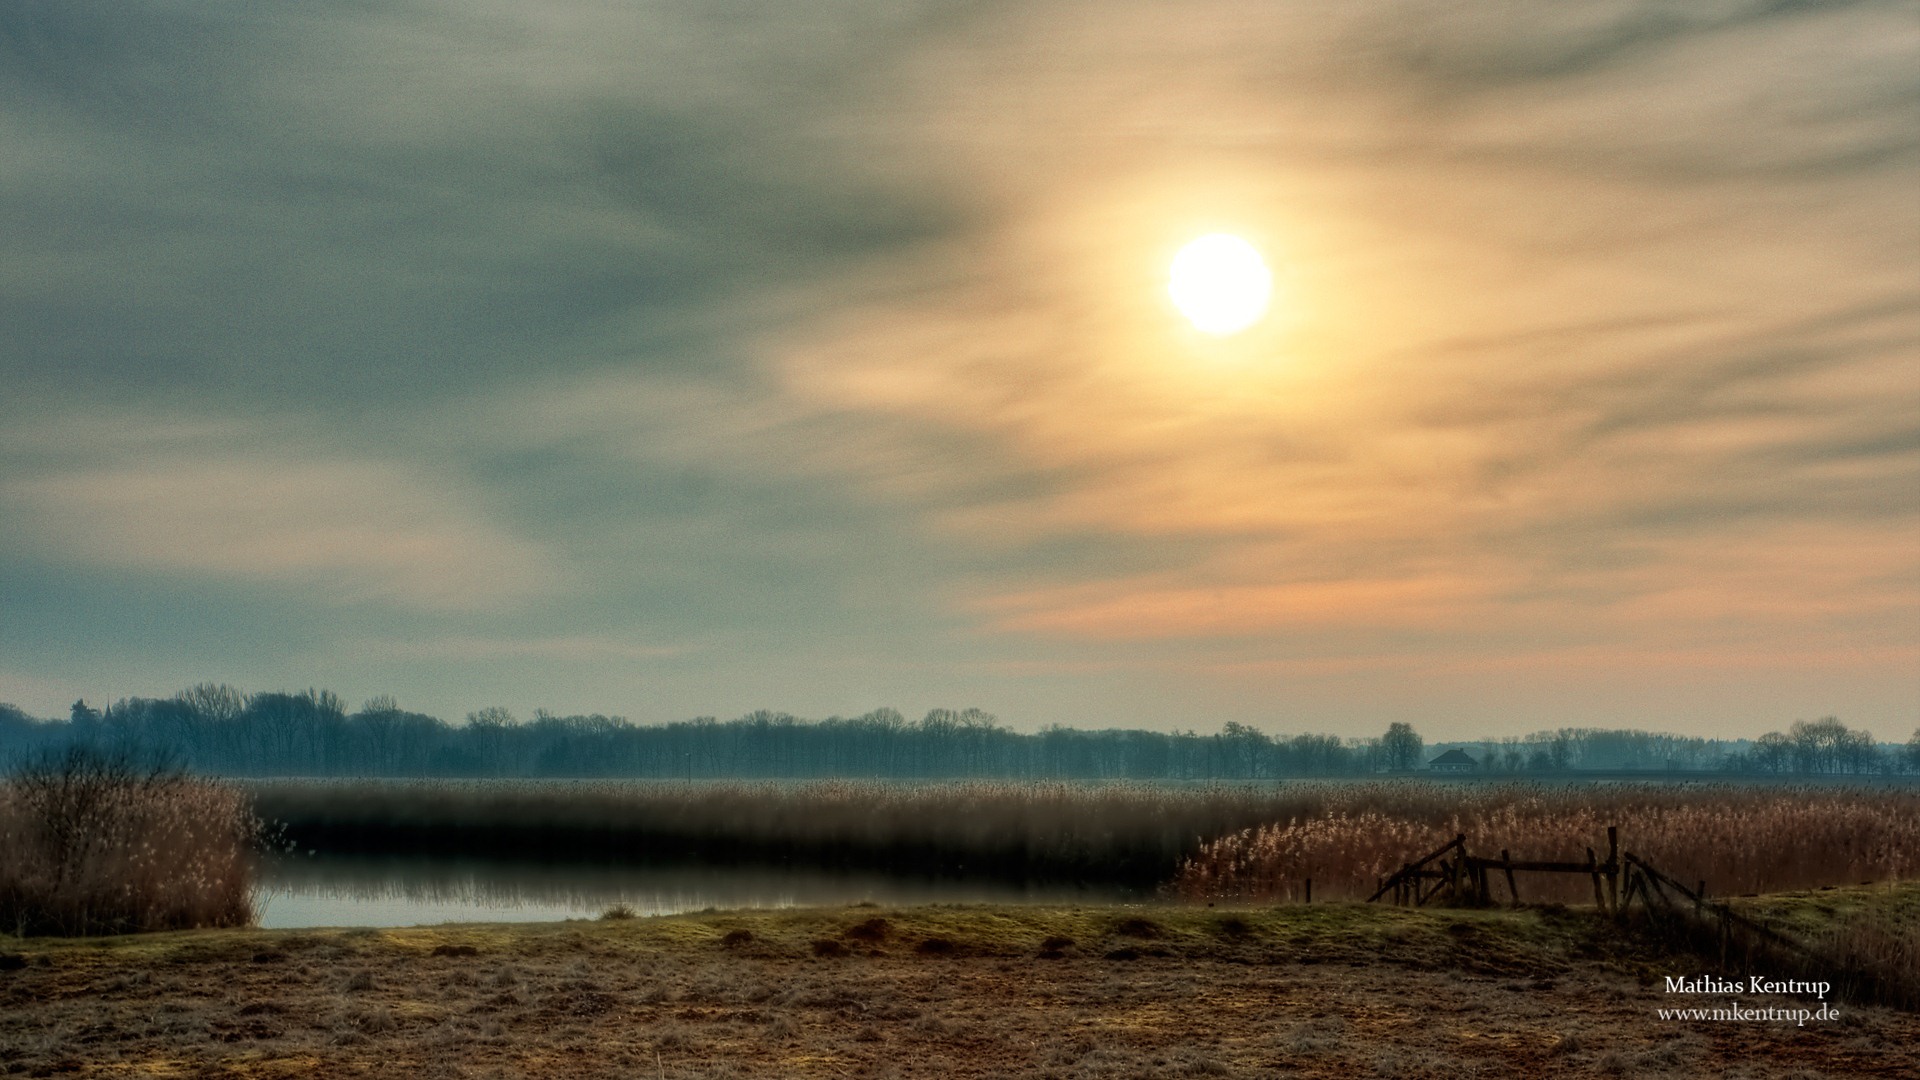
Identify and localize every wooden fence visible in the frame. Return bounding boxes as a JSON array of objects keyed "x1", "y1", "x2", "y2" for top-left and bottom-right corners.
[
  {"x1": 1366, "y1": 827, "x2": 1622, "y2": 912},
  {"x1": 1366, "y1": 826, "x2": 1816, "y2": 961}
]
